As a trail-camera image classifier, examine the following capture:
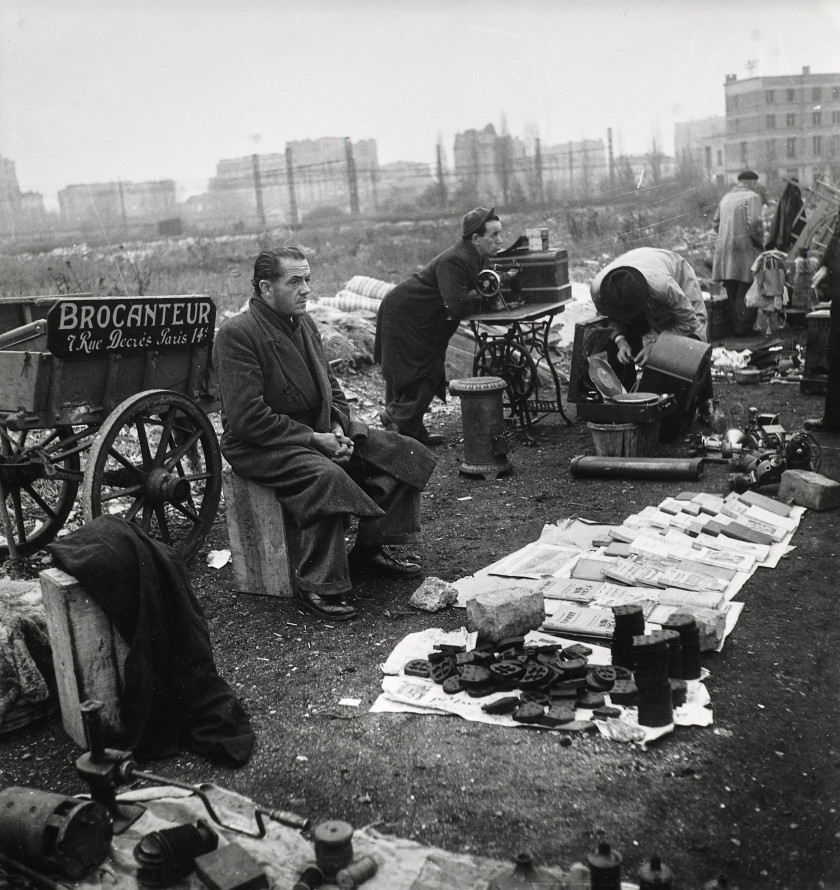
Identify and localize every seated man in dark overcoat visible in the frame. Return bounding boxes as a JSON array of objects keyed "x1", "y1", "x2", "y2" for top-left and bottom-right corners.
[{"x1": 213, "y1": 247, "x2": 436, "y2": 621}]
